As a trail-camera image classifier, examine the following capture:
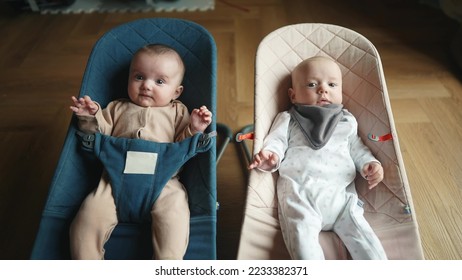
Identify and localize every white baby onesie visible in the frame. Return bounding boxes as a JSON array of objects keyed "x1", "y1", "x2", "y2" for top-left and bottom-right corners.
[{"x1": 261, "y1": 109, "x2": 387, "y2": 260}]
